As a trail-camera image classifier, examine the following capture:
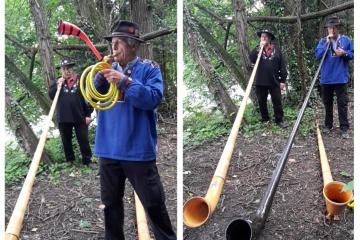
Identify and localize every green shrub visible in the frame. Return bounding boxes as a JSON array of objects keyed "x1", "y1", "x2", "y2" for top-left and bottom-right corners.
[{"x1": 5, "y1": 144, "x2": 31, "y2": 184}]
